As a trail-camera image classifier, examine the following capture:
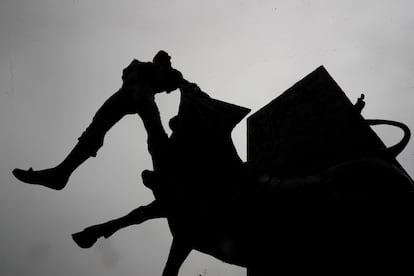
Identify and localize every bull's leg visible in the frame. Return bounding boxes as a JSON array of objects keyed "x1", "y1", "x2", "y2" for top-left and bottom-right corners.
[
  {"x1": 162, "y1": 238, "x2": 192, "y2": 276},
  {"x1": 72, "y1": 200, "x2": 165, "y2": 248}
]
